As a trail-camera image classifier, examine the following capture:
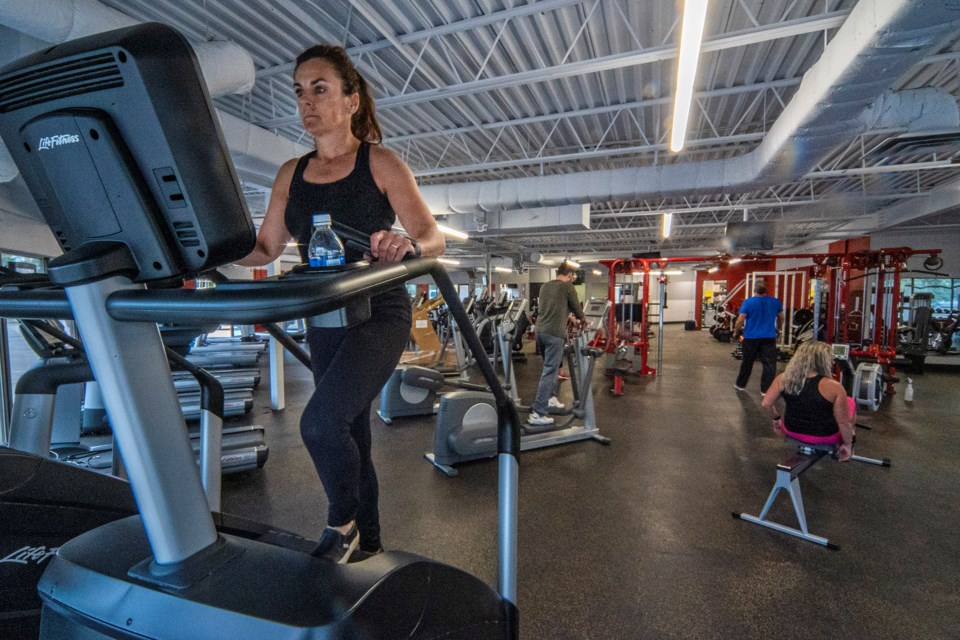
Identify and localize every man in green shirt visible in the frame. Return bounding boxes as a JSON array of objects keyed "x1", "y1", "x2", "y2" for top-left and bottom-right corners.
[{"x1": 530, "y1": 263, "x2": 585, "y2": 426}]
